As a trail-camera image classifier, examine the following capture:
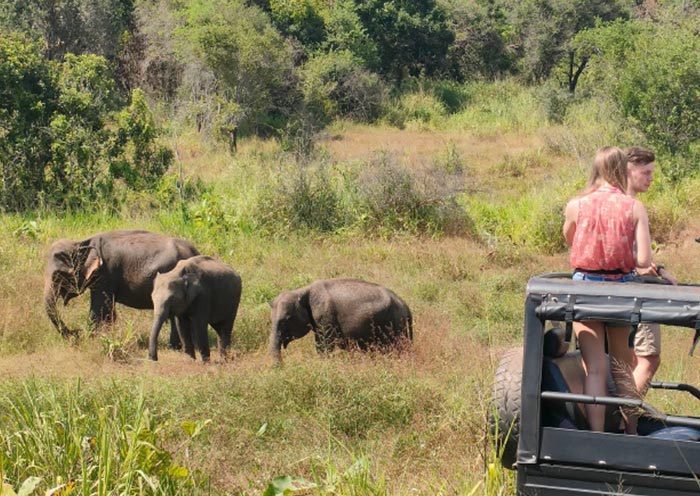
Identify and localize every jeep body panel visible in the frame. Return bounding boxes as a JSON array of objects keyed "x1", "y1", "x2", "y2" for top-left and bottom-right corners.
[{"x1": 515, "y1": 273, "x2": 700, "y2": 495}]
